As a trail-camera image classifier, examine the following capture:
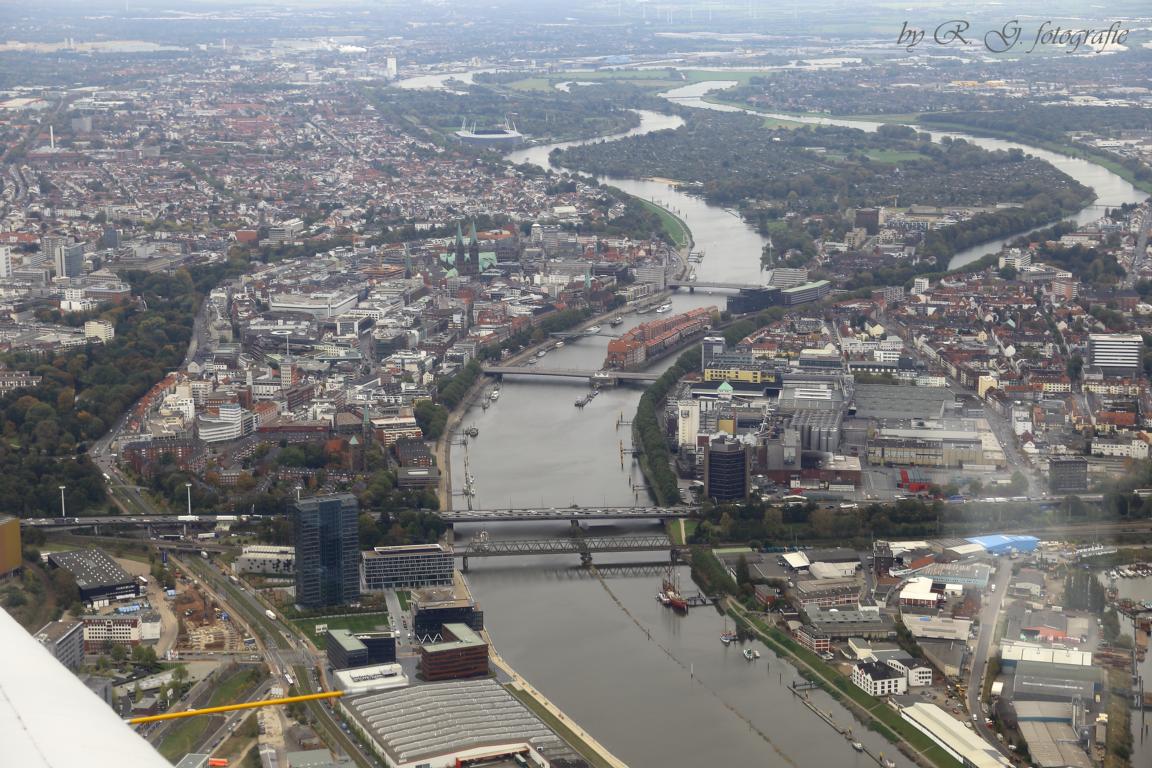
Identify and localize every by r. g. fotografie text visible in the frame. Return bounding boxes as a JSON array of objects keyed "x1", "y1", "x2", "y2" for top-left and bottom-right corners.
[{"x1": 896, "y1": 19, "x2": 1129, "y2": 54}]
